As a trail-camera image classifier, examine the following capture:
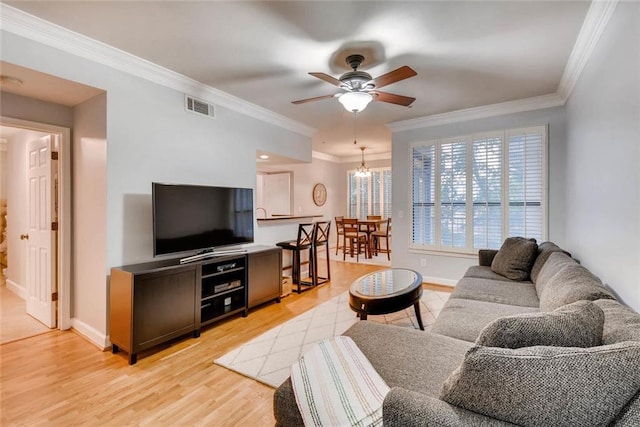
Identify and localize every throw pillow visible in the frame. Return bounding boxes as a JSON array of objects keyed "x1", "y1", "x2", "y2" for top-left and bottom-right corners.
[
  {"x1": 491, "y1": 237, "x2": 538, "y2": 281},
  {"x1": 440, "y1": 342, "x2": 640, "y2": 427},
  {"x1": 594, "y1": 299, "x2": 640, "y2": 344},
  {"x1": 476, "y1": 300, "x2": 604, "y2": 349},
  {"x1": 539, "y1": 263, "x2": 615, "y2": 311}
]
